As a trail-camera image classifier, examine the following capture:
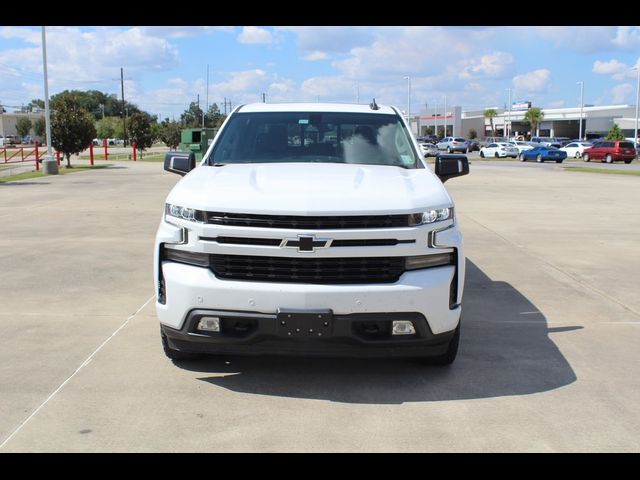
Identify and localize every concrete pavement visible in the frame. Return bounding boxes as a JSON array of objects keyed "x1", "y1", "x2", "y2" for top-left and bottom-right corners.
[{"x1": 0, "y1": 160, "x2": 639, "y2": 452}]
